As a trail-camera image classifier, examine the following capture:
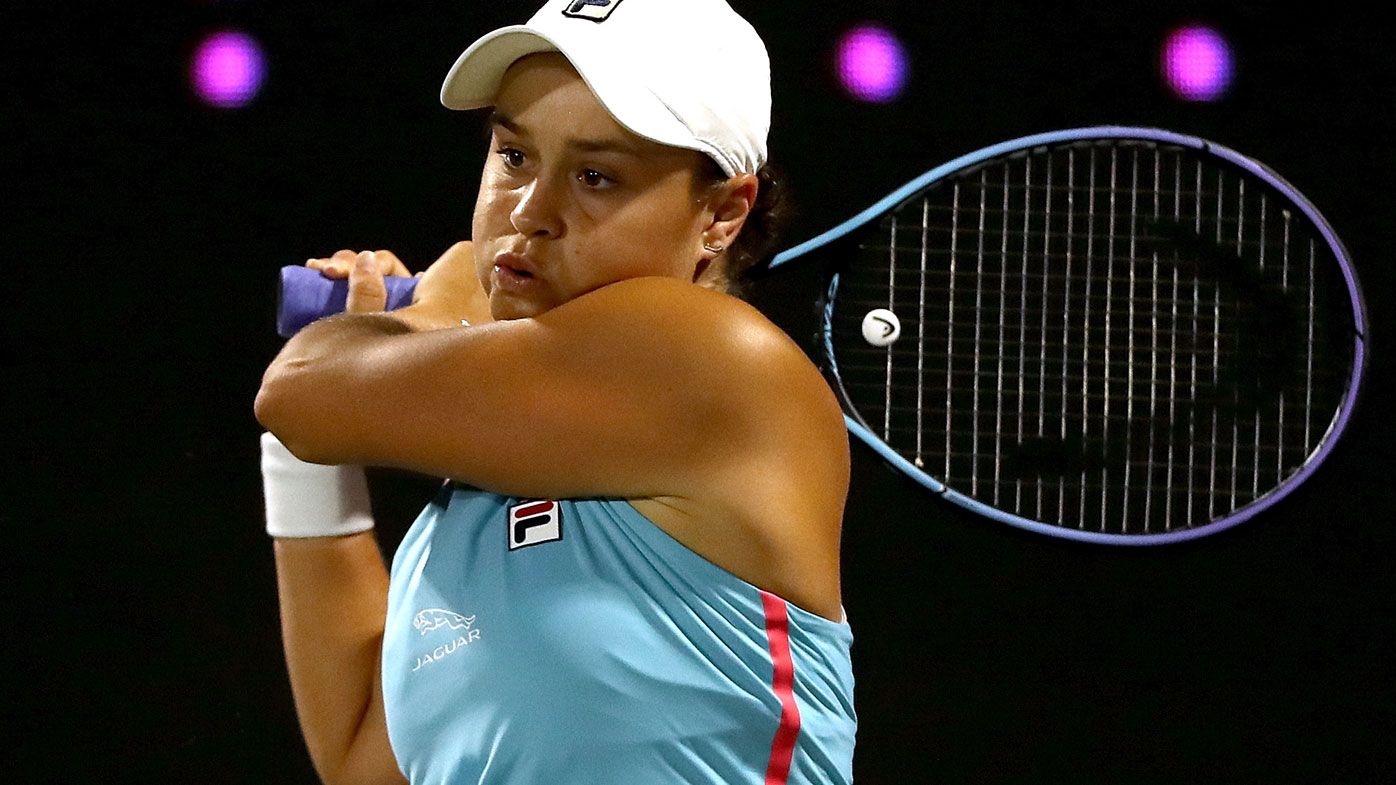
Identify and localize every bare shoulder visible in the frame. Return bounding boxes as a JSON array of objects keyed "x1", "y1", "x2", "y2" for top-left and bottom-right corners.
[
  {"x1": 555, "y1": 277, "x2": 845, "y2": 439},
  {"x1": 575, "y1": 279, "x2": 850, "y2": 615},
  {"x1": 556, "y1": 278, "x2": 819, "y2": 383}
]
